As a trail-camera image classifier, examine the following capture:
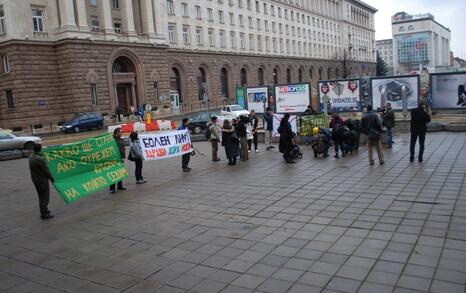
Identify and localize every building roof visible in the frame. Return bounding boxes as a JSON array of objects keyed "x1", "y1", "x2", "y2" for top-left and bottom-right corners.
[
  {"x1": 391, "y1": 12, "x2": 451, "y2": 32},
  {"x1": 349, "y1": 0, "x2": 378, "y2": 13}
]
